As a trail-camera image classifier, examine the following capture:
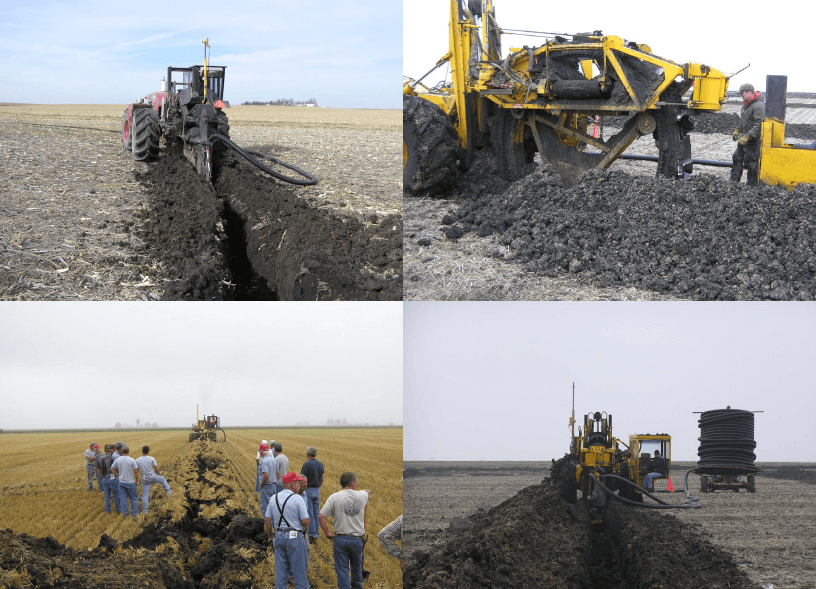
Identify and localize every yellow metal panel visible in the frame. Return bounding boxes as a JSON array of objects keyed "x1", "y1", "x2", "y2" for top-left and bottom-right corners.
[{"x1": 759, "y1": 119, "x2": 816, "y2": 189}]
